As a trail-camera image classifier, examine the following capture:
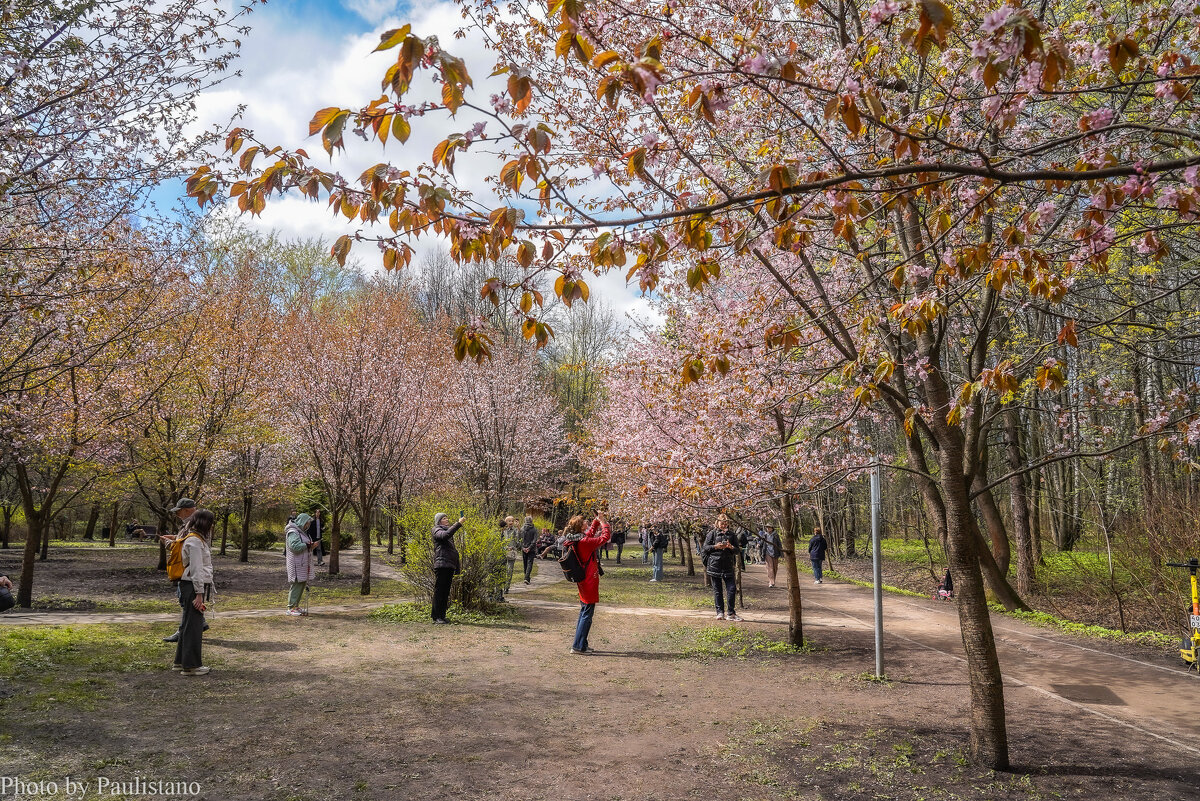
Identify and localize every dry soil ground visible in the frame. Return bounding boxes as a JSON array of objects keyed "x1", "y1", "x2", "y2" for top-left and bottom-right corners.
[{"x1": 0, "y1": 549, "x2": 1197, "y2": 801}]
